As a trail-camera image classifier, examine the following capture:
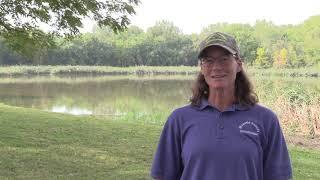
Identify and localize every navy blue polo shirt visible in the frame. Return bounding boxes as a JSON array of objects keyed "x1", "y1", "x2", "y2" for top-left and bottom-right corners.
[{"x1": 151, "y1": 99, "x2": 292, "y2": 180}]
